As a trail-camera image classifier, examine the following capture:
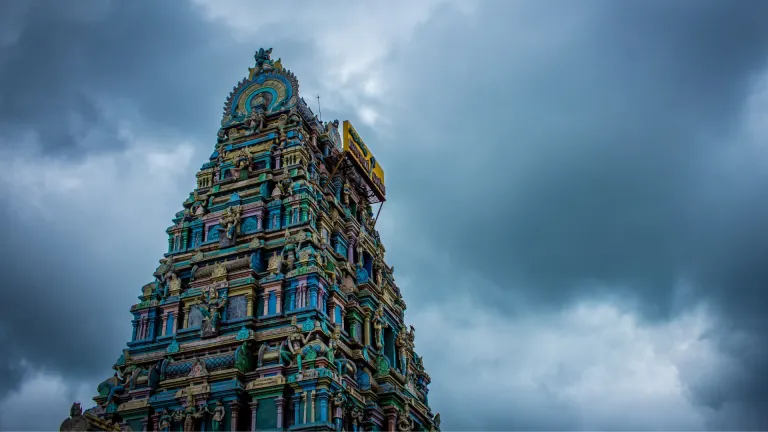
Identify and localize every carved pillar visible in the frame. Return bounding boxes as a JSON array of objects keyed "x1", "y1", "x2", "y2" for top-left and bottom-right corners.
[
  {"x1": 310, "y1": 390, "x2": 316, "y2": 423},
  {"x1": 246, "y1": 293, "x2": 254, "y2": 317},
  {"x1": 292, "y1": 395, "x2": 301, "y2": 426},
  {"x1": 348, "y1": 239, "x2": 355, "y2": 263},
  {"x1": 364, "y1": 315, "x2": 371, "y2": 346},
  {"x1": 256, "y1": 214, "x2": 263, "y2": 230},
  {"x1": 276, "y1": 291, "x2": 283, "y2": 314},
  {"x1": 386, "y1": 412, "x2": 396, "y2": 432},
  {"x1": 148, "y1": 316, "x2": 156, "y2": 340},
  {"x1": 131, "y1": 320, "x2": 138, "y2": 341},
  {"x1": 249, "y1": 400, "x2": 259, "y2": 432},
  {"x1": 275, "y1": 397, "x2": 285, "y2": 429},
  {"x1": 302, "y1": 392, "x2": 308, "y2": 424},
  {"x1": 183, "y1": 306, "x2": 191, "y2": 328},
  {"x1": 161, "y1": 314, "x2": 169, "y2": 337},
  {"x1": 310, "y1": 285, "x2": 318, "y2": 309},
  {"x1": 262, "y1": 293, "x2": 269, "y2": 317},
  {"x1": 230, "y1": 401, "x2": 241, "y2": 432},
  {"x1": 317, "y1": 393, "x2": 329, "y2": 423},
  {"x1": 151, "y1": 413, "x2": 159, "y2": 432},
  {"x1": 172, "y1": 311, "x2": 178, "y2": 334}
]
